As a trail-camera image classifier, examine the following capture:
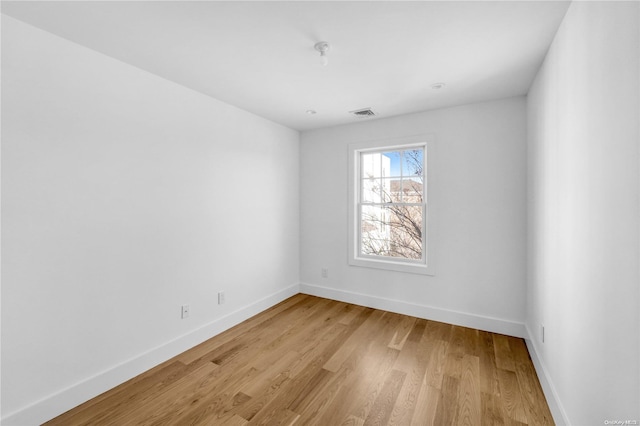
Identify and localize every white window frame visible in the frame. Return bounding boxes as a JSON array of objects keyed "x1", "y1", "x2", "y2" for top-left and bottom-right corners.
[{"x1": 348, "y1": 134, "x2": 436, "y2": 275}]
